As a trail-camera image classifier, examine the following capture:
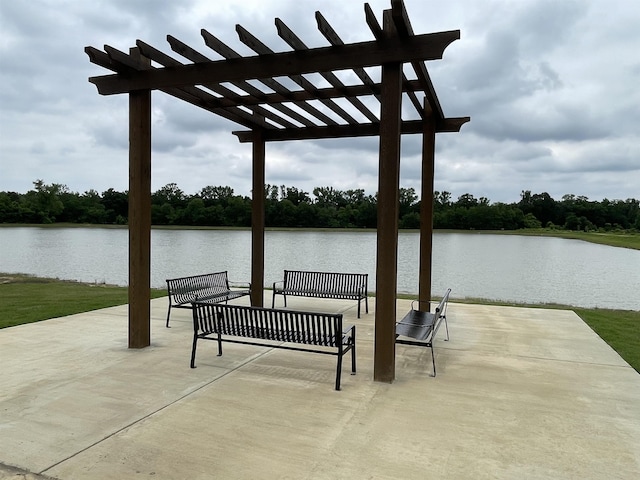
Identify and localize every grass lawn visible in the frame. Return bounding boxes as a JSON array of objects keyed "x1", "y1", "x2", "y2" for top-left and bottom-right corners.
[
  {"x1": 0, "y1": 274, "x2": 166, "y2": 329},
  {"x1": 1, "y1": 273, "x2": 638, "y2": 373},
  {"x1": 575, "y1": 307, "x2": 640, "y2": 373}
]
